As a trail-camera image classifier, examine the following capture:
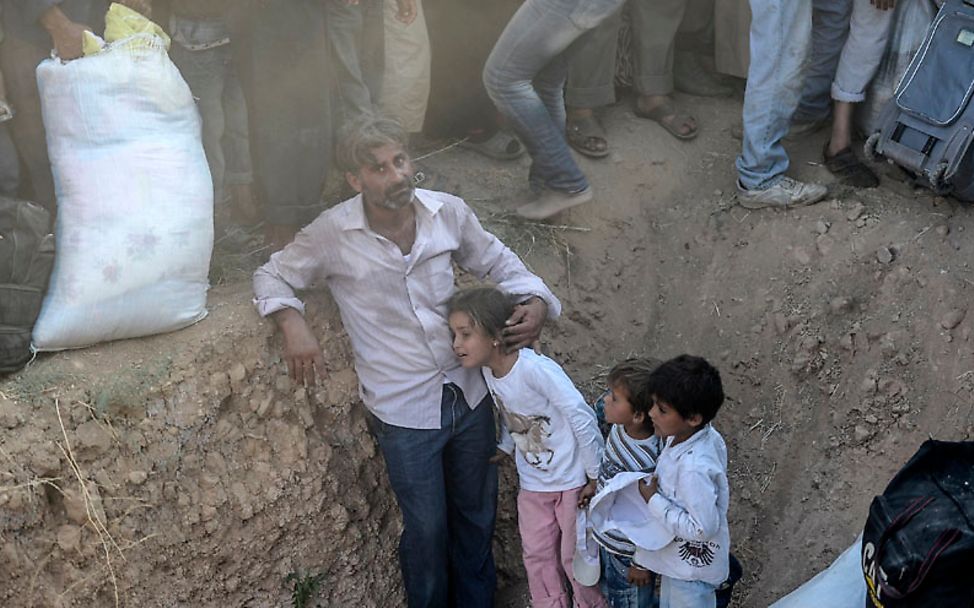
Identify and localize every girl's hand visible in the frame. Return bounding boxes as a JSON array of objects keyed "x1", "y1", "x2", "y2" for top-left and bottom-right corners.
[
  {"x1": 577, "y1": 478, "x2": 597, "y2": 508},
  {"x1": 488, "y1": 449, "x2": 508, "y2": 464},
  {"x1": 627, "y1": 565, "x2": 654, "y2": 587}
]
